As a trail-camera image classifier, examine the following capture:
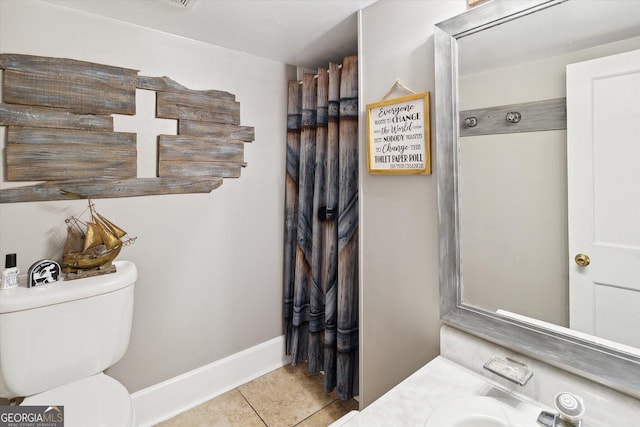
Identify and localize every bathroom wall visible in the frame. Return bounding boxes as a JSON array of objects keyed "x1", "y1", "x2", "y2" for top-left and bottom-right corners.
[
  {"x1": 358, "y1": 0, "x2": 467, "y2": 407},
  {"x1": 0, "y1": 0, "x2": 294, "y2": 393}
]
